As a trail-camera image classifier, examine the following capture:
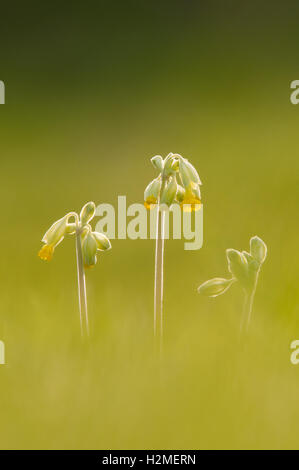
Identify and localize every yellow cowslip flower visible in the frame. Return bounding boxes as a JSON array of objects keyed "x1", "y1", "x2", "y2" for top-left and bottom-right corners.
[
  {"x1": 180, "y1": 183, "x2": 201, "y2": 212},
  {"x1": 38, "y1": 214, "x2": 72, "y2": 261},
  {"x1": 144, "y1": 178, "x2": 161, "y2": 210},
  {"x1": 177, "y1": 155, "x2": 202, "y2": 187},
  {"x1": 38, "y1": 244, "x2": 54, "y2": 261}
]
